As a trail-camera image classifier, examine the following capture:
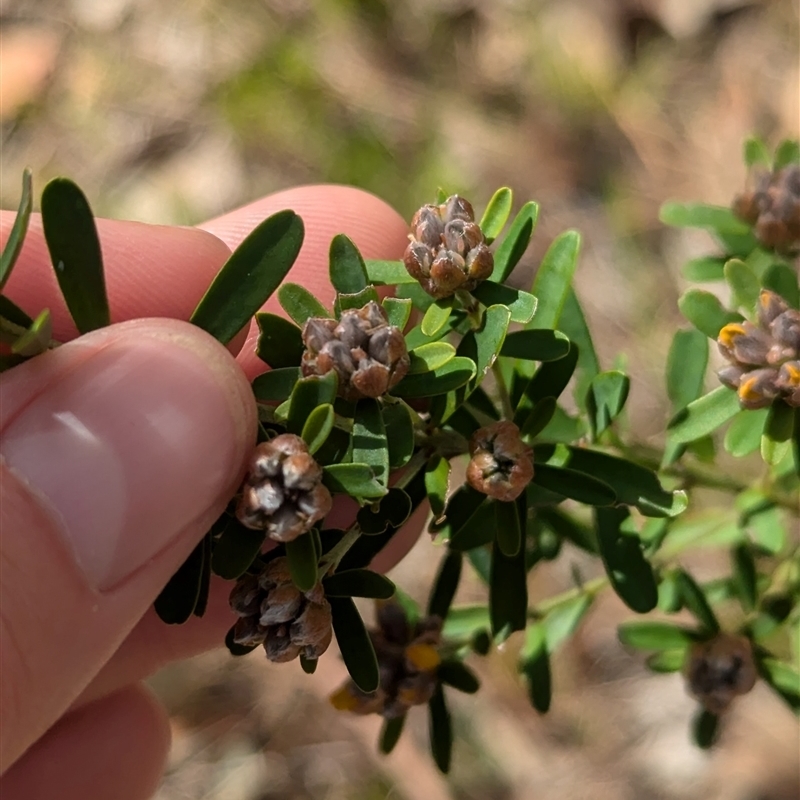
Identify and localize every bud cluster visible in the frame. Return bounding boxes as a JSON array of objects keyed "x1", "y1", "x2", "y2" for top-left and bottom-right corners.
[
  {"x1": 466, "y1": 420, "x2": 534, "y2": 502},
  {"x1": 403, "y1": 195, "x2": 494, "y2": 298},
  {"x1": 229, "y1": 557, "x2": 332, "y2": 663},
  {"x1": 330, "y1": 601, "x2": 443, "y2": 719},
  {"x1": 301, "y1": 301, "x2": 410, "y2": 401},
  {"x1": 236, "y1": 434, "x2": 332, "y2": 542},
  {"x1": 683, "y1": 633, "x2": 757, "y2": 715},
  {"x1": 733, "y1": 165, "x2": 800, "y2": 252},
  {"x1": 716, "y1": 290, "x2": 800, "y2": 409}
]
